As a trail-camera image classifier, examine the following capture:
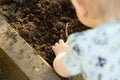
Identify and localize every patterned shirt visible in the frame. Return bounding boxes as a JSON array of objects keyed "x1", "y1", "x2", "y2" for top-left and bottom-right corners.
[{"x1": 62, "y1": 21, "x2": 120, "y2": 80}]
